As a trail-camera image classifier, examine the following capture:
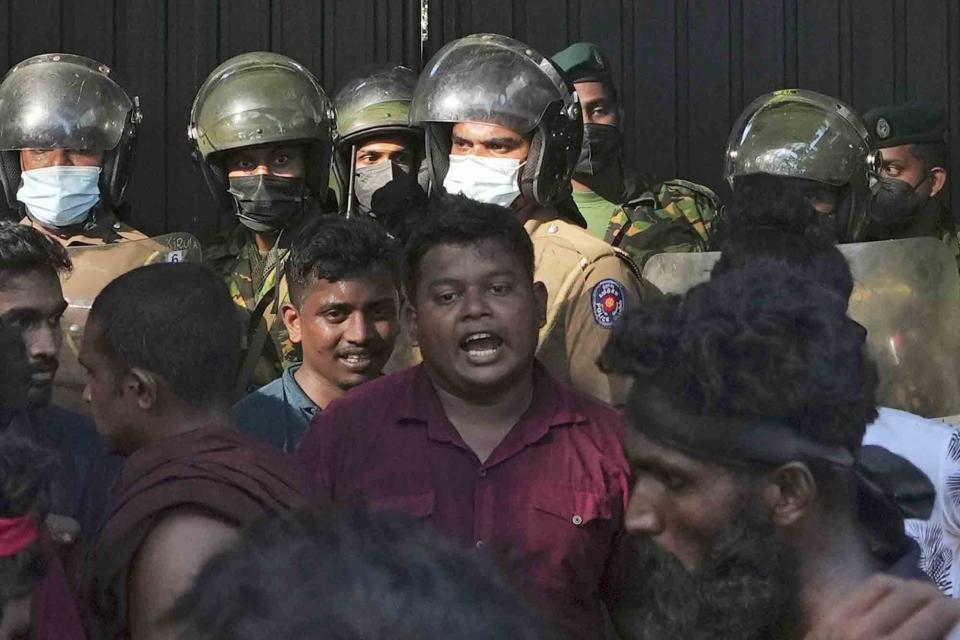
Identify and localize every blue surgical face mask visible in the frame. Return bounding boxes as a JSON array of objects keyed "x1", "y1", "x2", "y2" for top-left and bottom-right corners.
[
  {"x1": 442, "y1": 154, "x2": 524, "y2": 207},
  {"x1": 17, "y1": 165, "x2": 102, "y2": 228}
]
